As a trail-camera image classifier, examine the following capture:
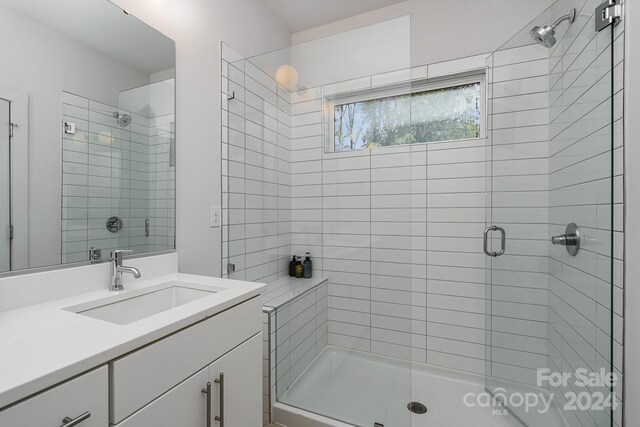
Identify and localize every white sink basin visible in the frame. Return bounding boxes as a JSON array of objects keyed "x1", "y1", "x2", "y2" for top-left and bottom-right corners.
[{"x1": 64, "y1": 281, "x2": 217, "y2": 325}]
